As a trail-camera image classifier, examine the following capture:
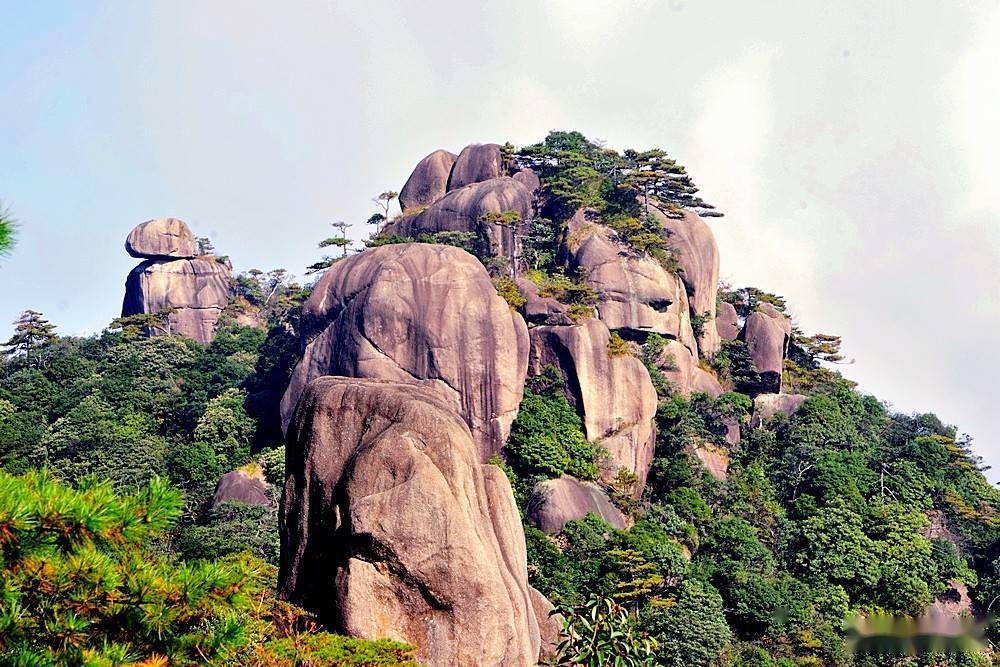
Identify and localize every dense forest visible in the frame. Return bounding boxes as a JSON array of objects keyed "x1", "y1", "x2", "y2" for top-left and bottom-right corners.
[{"x1": 1, "y1": 132, "x2": 998, "y2": 666}]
